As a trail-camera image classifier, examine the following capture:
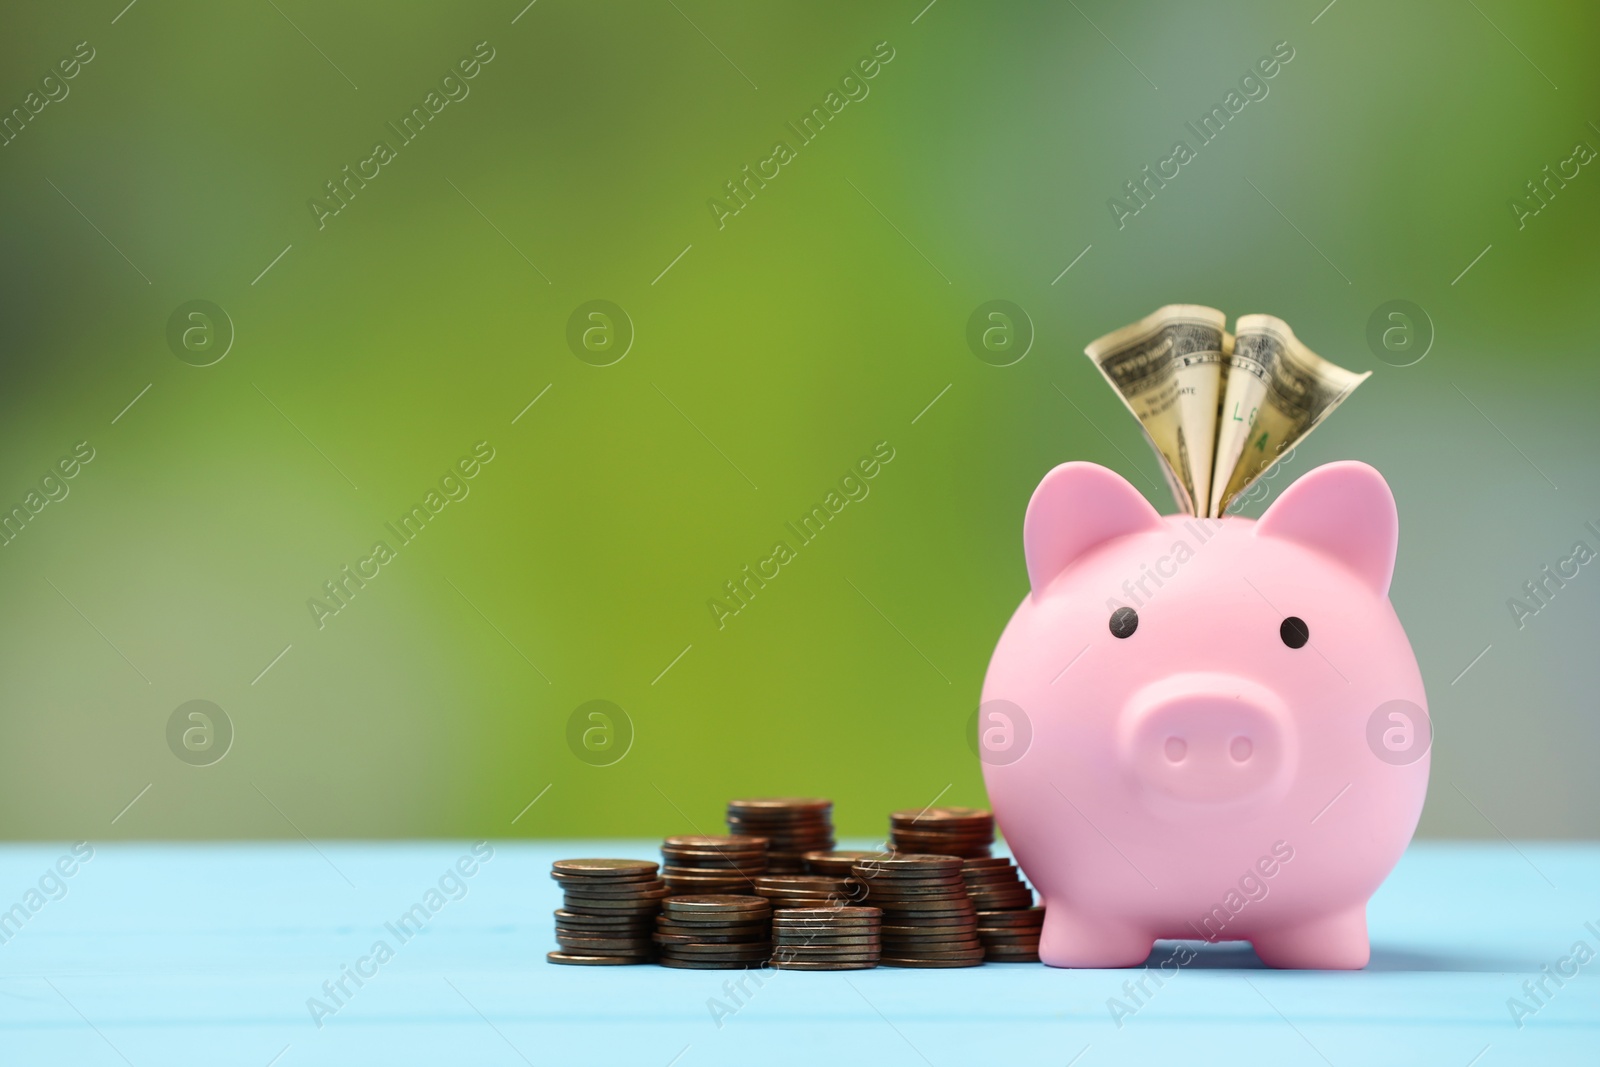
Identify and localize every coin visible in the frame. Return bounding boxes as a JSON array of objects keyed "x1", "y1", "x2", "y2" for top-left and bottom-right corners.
[
  {"x1": 974, "y1": 908, "x2": 1045, "y2": 926},
  {"x1": 890, "y1": 805, "x2": 991, "y2": 821},
  {"x1": 546, "y1": 951, "x2": 651, "y2": 966},
  {"x1": 555, "y1": 918, "x2": 653, "y2": 930},
  {"x1": 658, "y1": 956, "x2": 766, "y2": 970},
  {"x1": 661, "y1": 860, "x2": 767, "y2": 874},
  {"x1": 560, "y1": 892, "x2": 670, "y2": 907},
  {"x1": 891, "y1": 823, "x2": 990, "y2": 836},
  {"x1": 802, "y1": 850, "x2": 883, "y2": 875},
  {"x1": 867, "y1": 901, "x2": 971, "y2": 914},
  {"x1": 654, "y1": 930, "x2": 769, "y2": 945},
  {"x1": 654, "y1": 924, "x2": 767, "y2": 937},
  {"x1": 553, "y1": 908, "x2": 654, "y2": 925},
  {"x1": 663, "y1": 894, "x2": 771, "y2": 914},
  {"x1": 754, "y1": 875, "x2": 852, "y2": 891},
  {"x1": 770, "y1": 959, "x2": 878, "y2": 970},
  {"x1": 553, "y1": 870, "x2": 659, "y2": 883},
  {"x1": 662, "y1": 875, "x2": 759, "y2": 892},
  {"x1": 891, "y1": 829, "x2": 992, "y2": 844},
  {"x1": 556, "y1": 882, "x2": 674, "y2": 900},
  {"x1": 758, "y1": 892, "x2": 857, "y2": 905},
  {"x1": 661, "y1": 859, "x2": 766, "y2": 872},
  {"x1": 661, "y1": 858, "x2": 764, "y2": 871},
  {"x1": 773, "y1": 936, "x2": 883, "y2": 949},
  {"x1": 964, "y1": 881, "x2": 1029, "y2": 896},
  {"x1": 771, "y1": 908, "x2": 883, "y2": 921},
  {"x1": 981, "y1": 938, "x2": 1043, "y2": 951},
  {"x1": 725, "y1": 821, "x2": 830, "y2": 834},
  {"x1": 560, "y1": 908, "x2": 672, "y2": 921},
  {"x1": 658, "y1": 942, "x2": 770, "y2": 958},
  {"x1": 728, "y1": 797, "x2": 831, "y2": 812},
  {"x1": 774, "y1": 905, "x2": 880, "y2": 920},
  {"x1": 969, "y1": 893, "x2": 1034, "y2": 907},
  {"x1": 664, "y1": 834, "x2": 767, "y2": 849},
  {"x1": 551, "y1": 858, "x2": 661, "y2": 878},
  {"x1": 556, "y1": 936, "x2": 655, "y2": 952},
  {"x1": 880, "y1": 954, "x2": 985, "y2": 968},
  {"x1": 883, "y1": 934, "x2": 981, "y2": 947},
  {"x1": 858, "y1": 853, "x2": 963, "y2": 869},
  {"x1": 861, "y1": 886, "x2": 969, "y2": 902}
]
